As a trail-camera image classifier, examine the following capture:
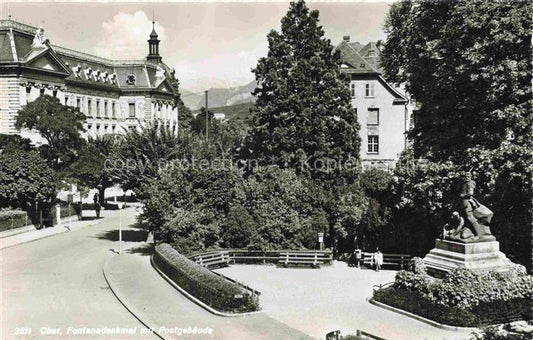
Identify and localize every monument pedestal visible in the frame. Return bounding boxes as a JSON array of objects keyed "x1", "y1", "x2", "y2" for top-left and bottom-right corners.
[{"x1": 423, "y1": 239, "x2": 512, "y2": 278}]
